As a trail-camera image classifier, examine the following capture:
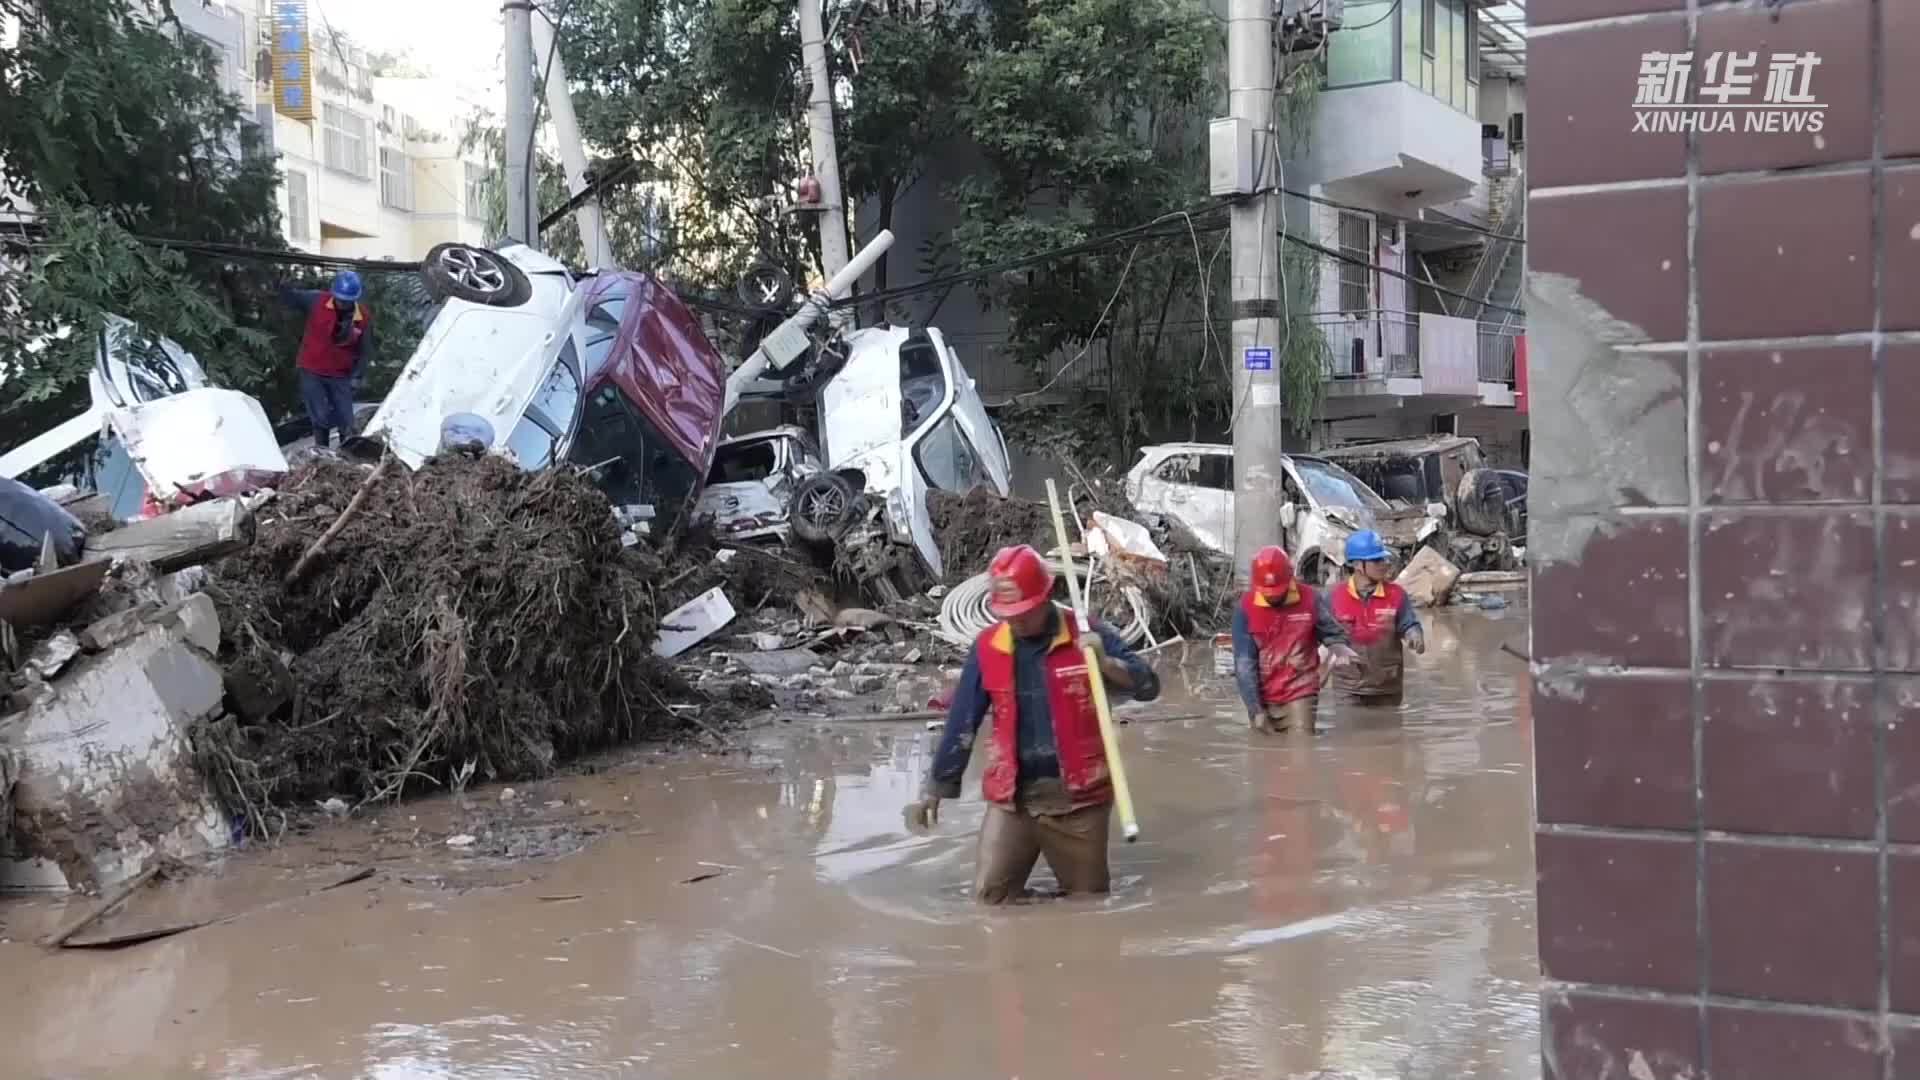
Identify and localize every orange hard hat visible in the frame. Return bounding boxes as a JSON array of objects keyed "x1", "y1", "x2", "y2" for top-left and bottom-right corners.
[
  {"x1": 988, "y1": 544, "x2": 1055, "y2": 618},
  {"x1": 1251, "y1": 545, "x2": 1294, "y2": 600}
]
